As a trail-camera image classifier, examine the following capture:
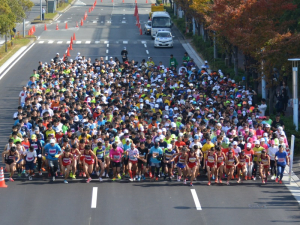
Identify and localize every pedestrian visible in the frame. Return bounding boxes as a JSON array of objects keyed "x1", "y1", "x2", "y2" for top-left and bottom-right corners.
[
  {"x1": 275, "y1": 145, "x2": 289, "y2": 184},
  {"x1": 169, "y1": 54, "x2": 178, "y2": 70},
  {"x1": 42, "y1": 7, "x2": 45, "y2": 20}
]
